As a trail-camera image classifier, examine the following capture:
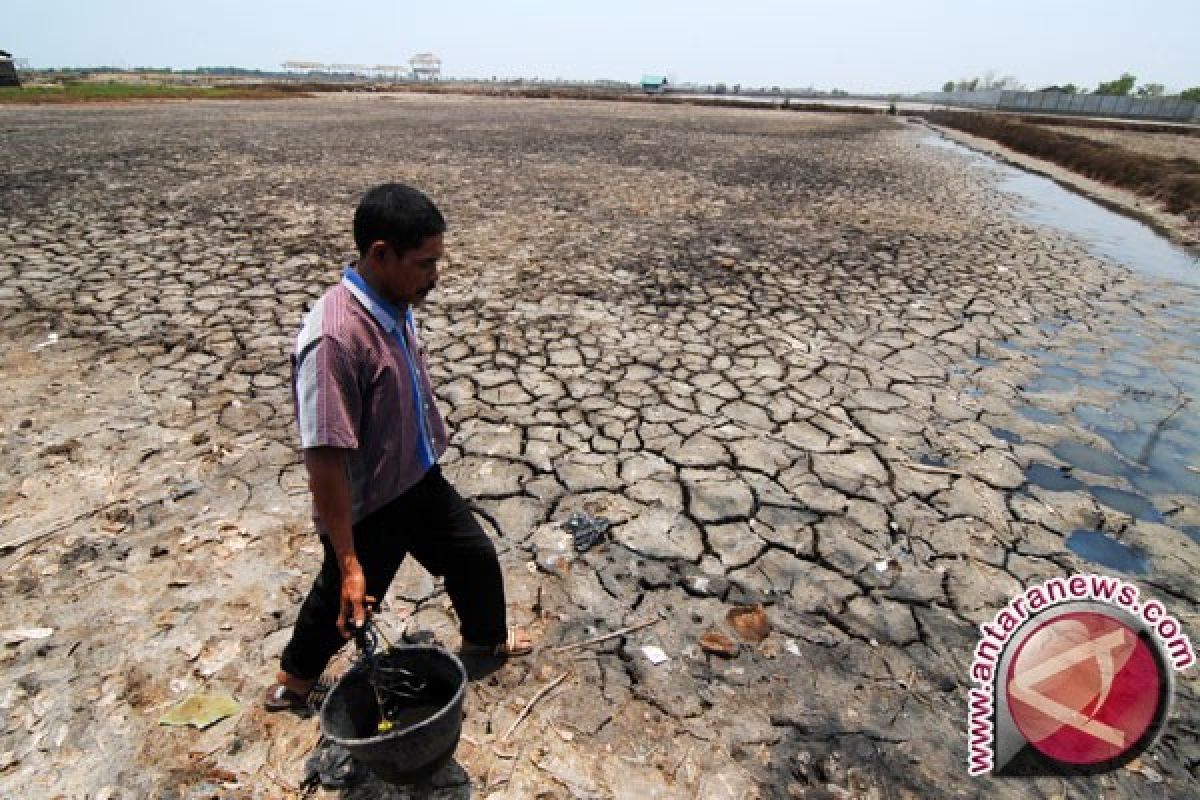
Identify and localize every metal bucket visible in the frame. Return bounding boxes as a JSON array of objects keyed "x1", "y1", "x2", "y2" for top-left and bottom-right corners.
[{"x1": 319, "y1": 645, "x2": 467, "y2": 785}]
